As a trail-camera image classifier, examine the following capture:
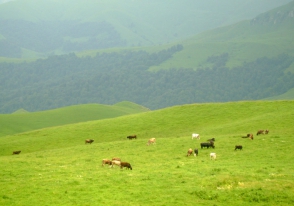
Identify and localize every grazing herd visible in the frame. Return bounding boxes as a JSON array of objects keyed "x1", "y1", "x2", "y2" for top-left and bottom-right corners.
[
  {"x1": 11, "y1": 129, "x2": 270, "y2": 170},
  {"x1": 186, "y1": 129, "x2": 269, "y2": 160},
  {"x1": 102, "y1": 157, "x2": 132, "y2": 170}
]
